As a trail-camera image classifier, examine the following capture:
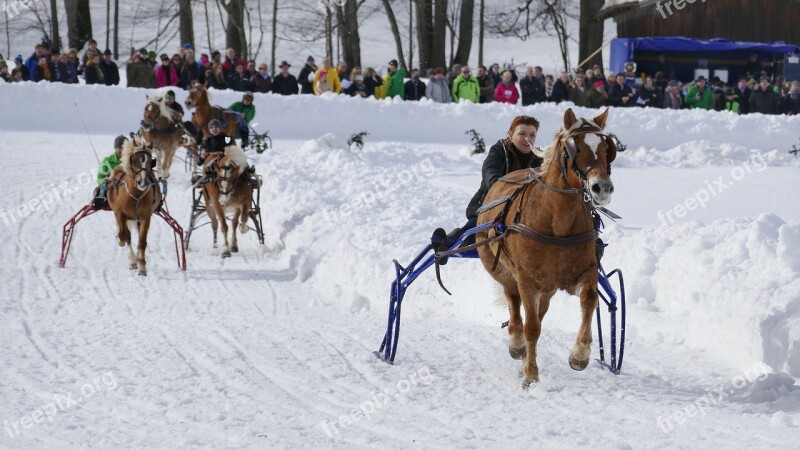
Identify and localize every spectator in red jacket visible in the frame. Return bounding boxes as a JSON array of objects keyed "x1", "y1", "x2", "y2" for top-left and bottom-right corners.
[
  {"x1": 494, "y1": 70, "x2": 519, "y2": 104},
  {"x1": 155, "y1": 54, "x2": 179, "y2": 88},
  {"x1": 221, "y1": 48, "x2": 245, "y2": 78}
]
